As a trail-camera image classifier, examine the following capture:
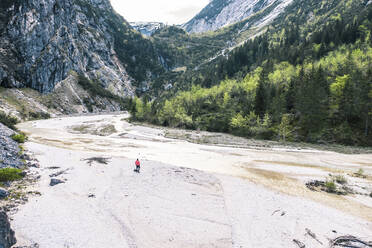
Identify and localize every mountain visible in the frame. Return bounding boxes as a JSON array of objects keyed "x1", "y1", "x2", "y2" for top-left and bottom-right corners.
[
  {"x1": 183, "y1": 0, "x2": 293, "y2": 33},
  {"x1": 130, "y1": 22, "x2": 166, "y2": 36},
  {"x1": 0, "y1": 0, "x2": 163, "y2": 97},
  {"x1": 132, "y1": 0, "x2": 372, "y2": 146}
]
